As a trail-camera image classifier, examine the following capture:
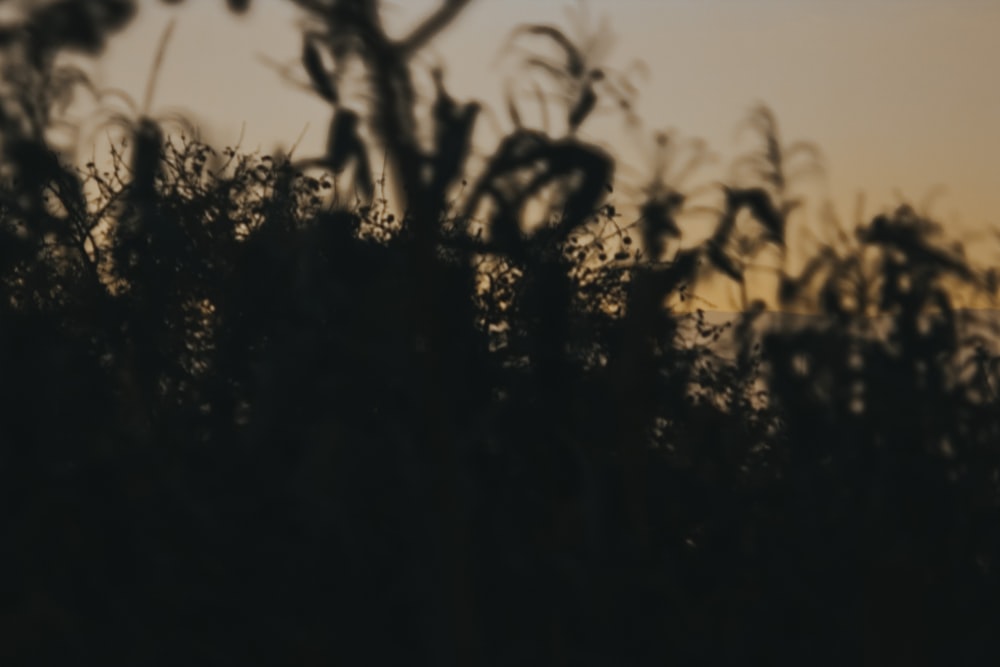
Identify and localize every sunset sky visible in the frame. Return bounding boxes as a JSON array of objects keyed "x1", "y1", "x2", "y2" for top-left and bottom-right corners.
[{"x1": 85, "y1": 0, "x2": 1000, "y2": 306}]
